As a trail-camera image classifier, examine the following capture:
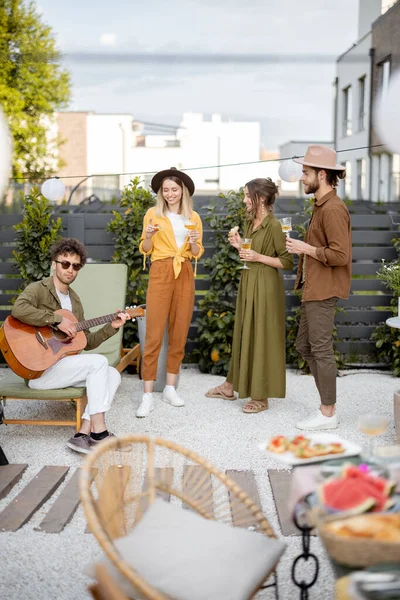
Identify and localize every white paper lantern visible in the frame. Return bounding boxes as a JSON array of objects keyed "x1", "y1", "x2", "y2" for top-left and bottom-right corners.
[
  {"x1": 41, "y1": 177, "x2": 66, "y2": 203},
  {"x1": 374, "y1": 68, "x2": 400, "y2": 155},
  {"x1": 0, "y1": 109, "x2": 12, "y2": 199},
  {"x1": 278, "y1": 159, "x2": 303, "y2": 183}
]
